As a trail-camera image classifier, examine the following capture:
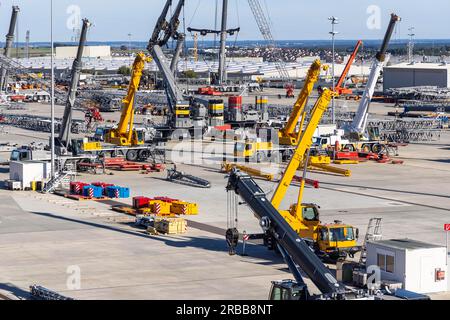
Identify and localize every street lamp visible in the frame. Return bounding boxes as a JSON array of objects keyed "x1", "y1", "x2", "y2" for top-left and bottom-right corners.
[
  {"x1": 408, "y1": 27, "x2": 415, "y2": 64},
  {"x1": 50, "y1": 0, "x2": 55, "y2": 179},
  {"x1": 329, "y1": 16, "x2": 339, "y2": 125},
  {"x1": 128, "y1": 33, "x2": 133, "y2": 55}
]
